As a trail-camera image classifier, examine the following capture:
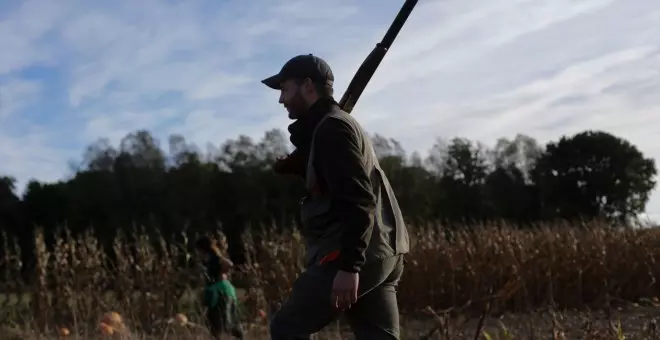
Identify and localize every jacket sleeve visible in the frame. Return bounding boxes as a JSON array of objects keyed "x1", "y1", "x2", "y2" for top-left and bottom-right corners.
[{"x1": 314, "y1": 117, "x2": 376, "y2": 273}]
